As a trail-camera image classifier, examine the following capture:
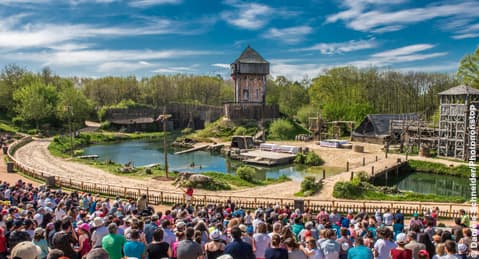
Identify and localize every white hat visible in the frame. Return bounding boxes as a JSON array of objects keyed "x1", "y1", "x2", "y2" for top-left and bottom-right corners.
[
  {"x1": 210, "y1": 230, "x2": 222, "y2": 241},
  {"x1": 92, "y1": 217, "x2": 104, "y2": 227},
  {"x1": 11, "y1": 241, "x2": 41, "y2": 259},
  {"x1": 396, "y1": 233, "x2": 407, "y2": 244},
  {"x1": 458, "y1": 243, "x2": 468, "y2": 253}
]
